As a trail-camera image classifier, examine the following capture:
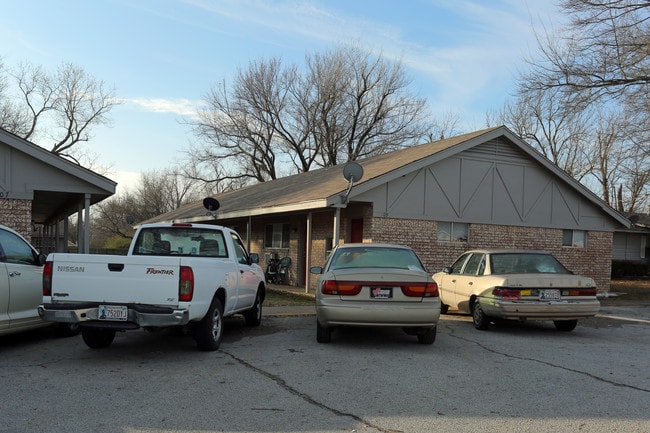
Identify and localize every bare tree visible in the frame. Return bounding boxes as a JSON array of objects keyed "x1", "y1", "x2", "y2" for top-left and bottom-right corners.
[
  {"x1": 427, "y1": 110, "x2": 462, "y2": 141},
  {"x1": 619, "y1": 144, "x2": 650, "y2": 211},
  {"x1": 305, "y1": 46, "x2": 429, "y2": 166},
  {"x1": 514, "y1": 0, "x2": 650, "y2": 211},
  {"x1": 93, "y1": 168, "x2": 215, "y2": 243},
  {"x1": 189, "y1": 46, "x2": 431, "y2": 185},
  {"x1": 0, "y1": 59, "x2": 118, "y2": 163},
  {"x1": 520, "y1": 1, "x2": 650, "y2": 103},
  {"x1": 587, "y1": 109, "x2": 628, "y2": 206},
  {"x1": 498, "y1": 88, "x2": 592, "y2": 181}
]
